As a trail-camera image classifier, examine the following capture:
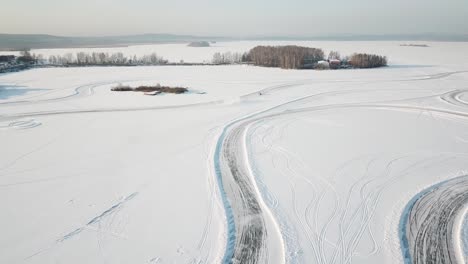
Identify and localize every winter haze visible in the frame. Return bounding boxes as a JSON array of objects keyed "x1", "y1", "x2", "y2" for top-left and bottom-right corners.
[
  {"x1": 0, "y1": 0, "x2": 467, "y2": 36},
  {"x1": 1, "y1": 1, "x2": 468, "y2": 264}
]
